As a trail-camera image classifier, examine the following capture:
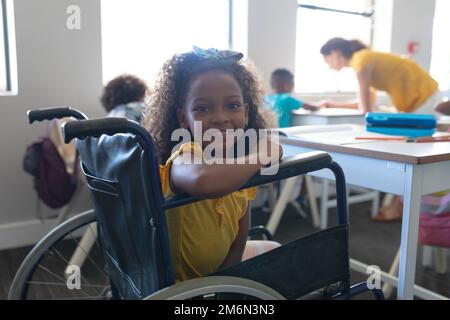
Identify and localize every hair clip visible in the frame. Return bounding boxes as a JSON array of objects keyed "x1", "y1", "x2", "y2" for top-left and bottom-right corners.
[{"x1": 192, "y1": 46, "x2": 243, "y2": 63}]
